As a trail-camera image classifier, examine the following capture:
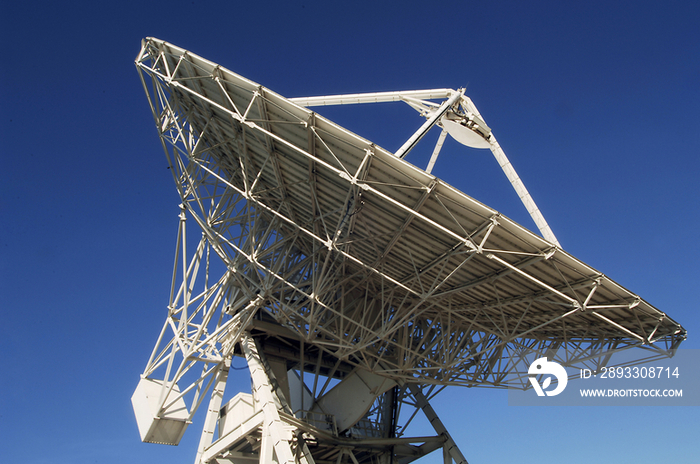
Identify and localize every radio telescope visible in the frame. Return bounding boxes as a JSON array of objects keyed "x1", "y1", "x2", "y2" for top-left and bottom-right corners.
[{"x1": 131, "y1": 38, "x2": 686, "y2": 464}]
